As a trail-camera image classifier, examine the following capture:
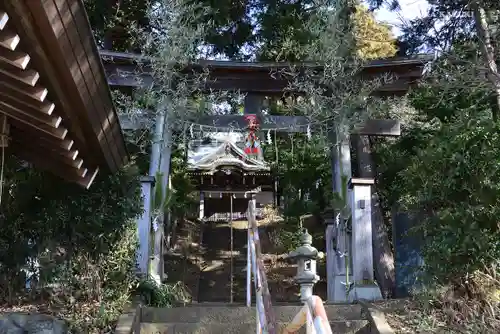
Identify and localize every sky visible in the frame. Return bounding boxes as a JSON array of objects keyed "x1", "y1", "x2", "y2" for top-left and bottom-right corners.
[{"x1": 370, "y1": 0, "x2": 429, "y2": 36}]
